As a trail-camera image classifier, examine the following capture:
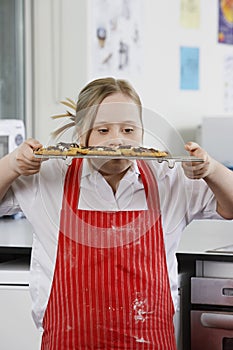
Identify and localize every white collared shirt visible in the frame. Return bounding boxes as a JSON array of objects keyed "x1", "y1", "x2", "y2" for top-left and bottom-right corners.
[{"x1": 78, "y1": 160, "x2": 148, "y2": 211}]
